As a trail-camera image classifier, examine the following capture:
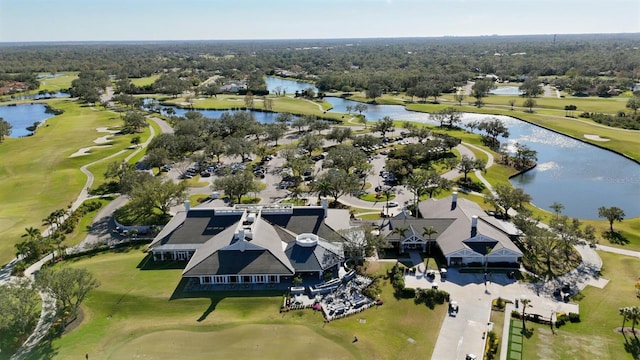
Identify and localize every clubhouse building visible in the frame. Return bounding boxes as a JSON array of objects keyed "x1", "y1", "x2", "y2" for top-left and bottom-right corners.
[{"x1": 148, "y1": 201, "x2": 349, "y2": 287}]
